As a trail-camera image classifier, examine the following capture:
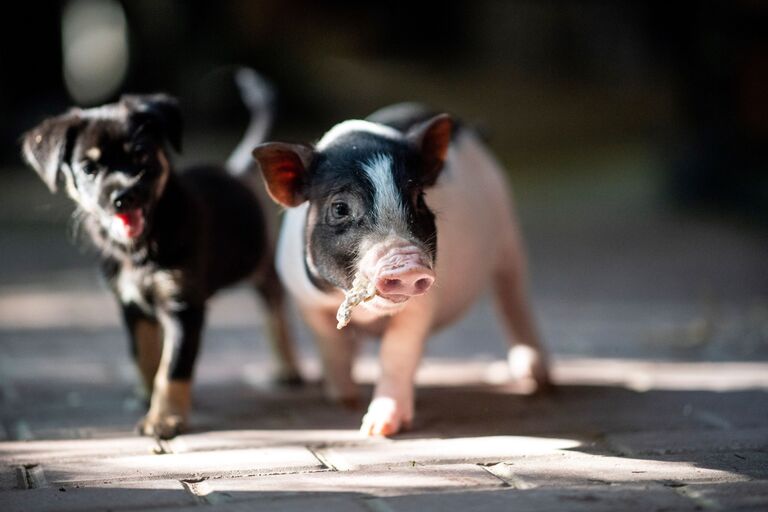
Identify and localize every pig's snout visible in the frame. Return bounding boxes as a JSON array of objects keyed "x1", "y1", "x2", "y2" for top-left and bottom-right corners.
[
  {"x1": 376, "y1": 266, "x2": 435, "y2": 299},
  {"x1": 360, "y1": 244, "x2": 436, "y2": 303}
]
